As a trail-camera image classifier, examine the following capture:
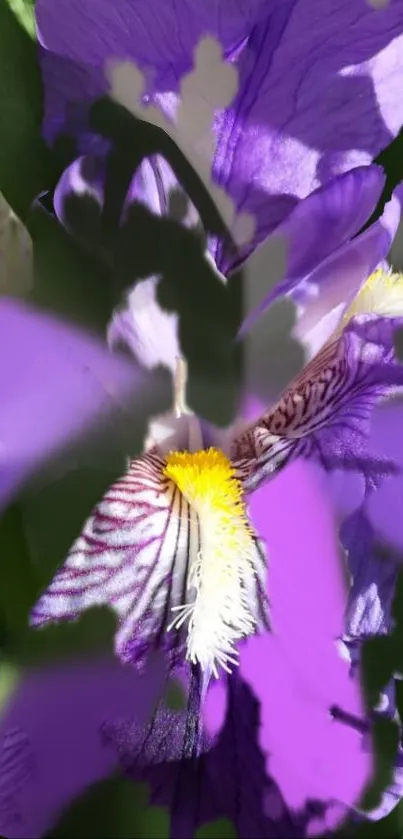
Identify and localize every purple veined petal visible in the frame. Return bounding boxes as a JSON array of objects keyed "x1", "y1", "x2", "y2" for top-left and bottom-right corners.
[
  {"x1": 31, "y1": 447, "x2": 267, "y2": 671},
  {"x1": 35, "y1": 0, "x2": 267, "y2": 149},
  {"x1": 341, "y1": 510, "x2": 398, "y2": 637},
  {"x1": 230, "y1": 164, "x2": 385, "y2": 281},
  {"x1": 109, "y1": 668, "x2": 340, "y2": 838},
  {"x1": 30, "y1": 449, "x2": 195, "y2": 666},
  {"x1": 366, "y1": 398, "x2": 403, "y2": 551},
  {"x1": 0, "y1": 298, "x2": 171, "y2": 510},
  {"x1": 0, "y1": 655, "x2": 166, "y2": 839},
  {"x1": 232, "y1": 314, "x2": 403, "y2": 495},
  {"x1": 212, "y1": 0, "x2": 403, "y2": 263},
  {"x1": 207, "y1": 460, "x2": 371, "y2": 831},
  {"x1": 100, "y1": 462, "x2": 368, "y2": 837}
]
